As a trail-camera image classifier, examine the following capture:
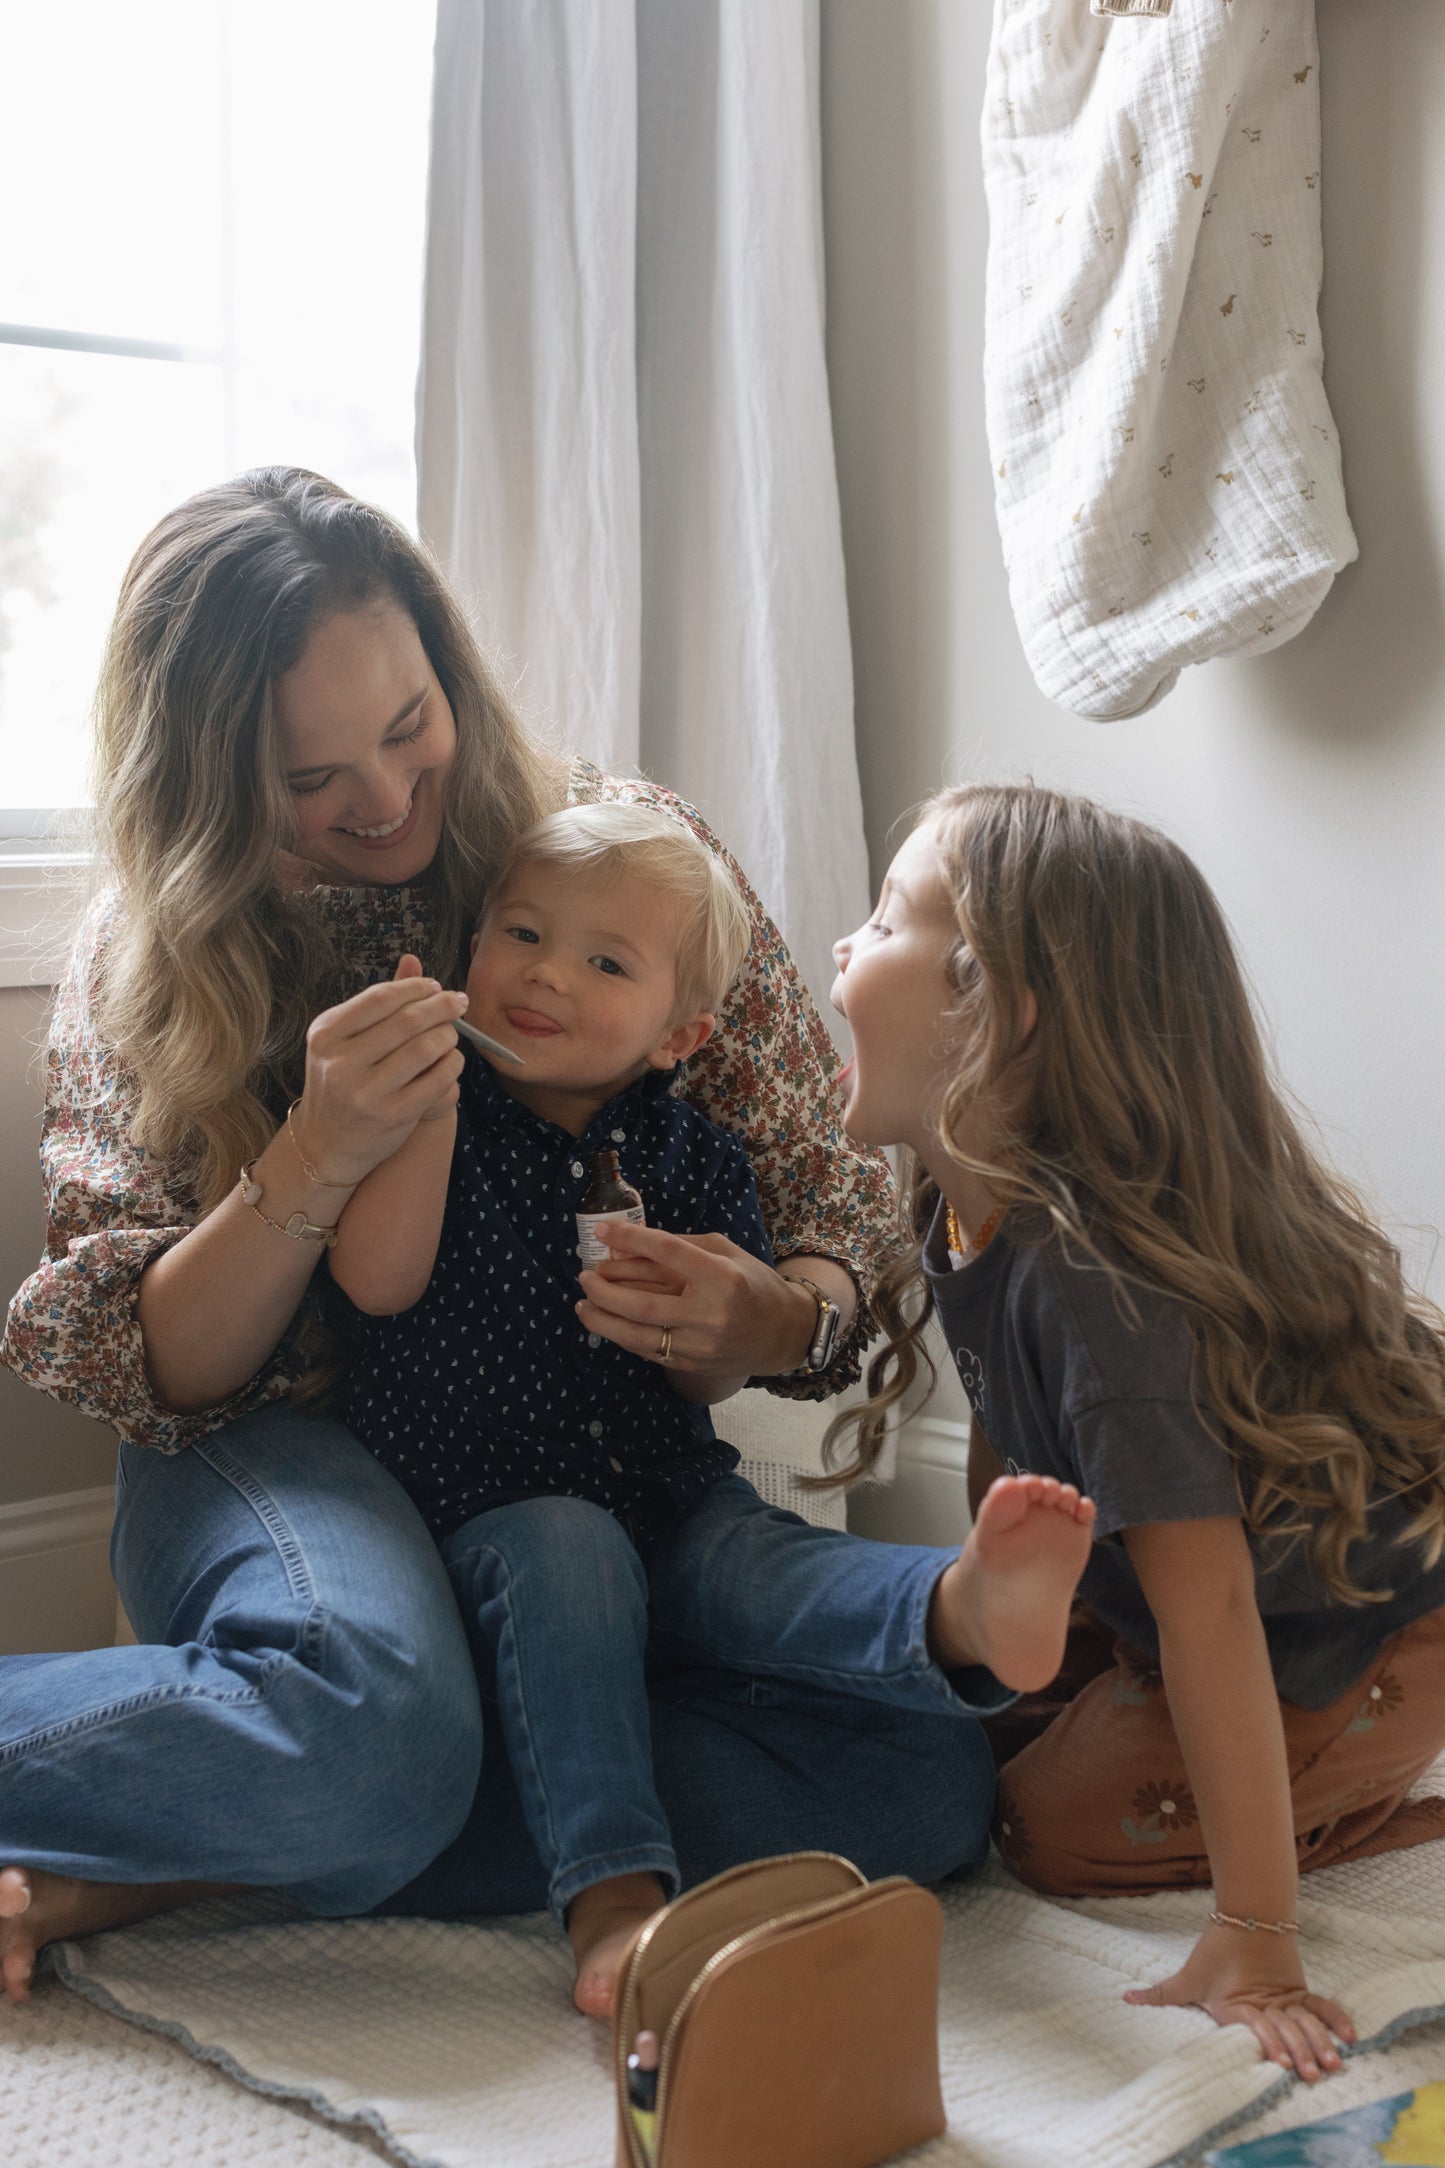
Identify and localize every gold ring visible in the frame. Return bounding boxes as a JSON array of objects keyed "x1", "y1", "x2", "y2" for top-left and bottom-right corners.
[{"x1": 656, "y1": 1326, "x2": 673, "y2": 1365}]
